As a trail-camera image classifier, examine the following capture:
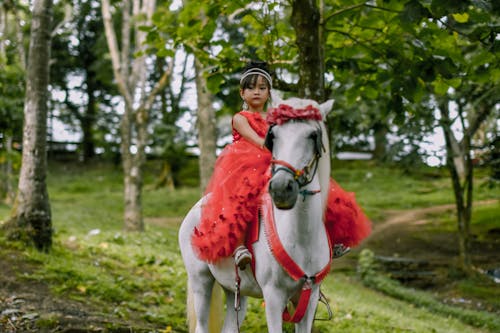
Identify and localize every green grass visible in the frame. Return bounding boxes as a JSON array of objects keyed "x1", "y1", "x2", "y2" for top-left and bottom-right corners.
[
  {"x1": 1, "y1": 160, "x2": 499, "y2": 332},
  {"x1": 239, "y1": 271, "x2": 496, "y2": 333},
  {"x1": 330, "y1": 160, "x2": 497, "y2": 222},
  {"x1": 12, "y1": 223, "x2": 189, "y2": 328}
]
